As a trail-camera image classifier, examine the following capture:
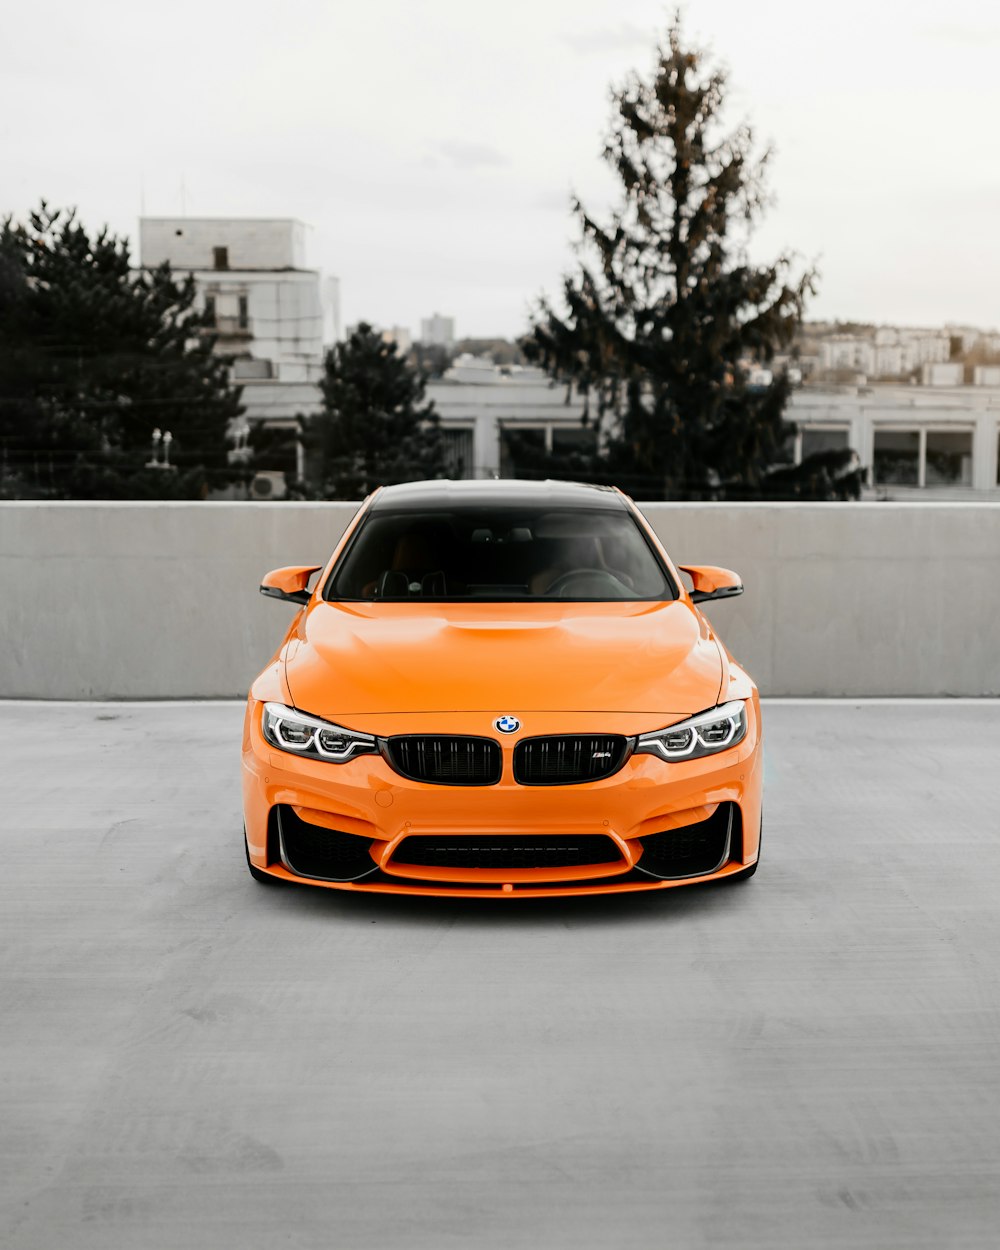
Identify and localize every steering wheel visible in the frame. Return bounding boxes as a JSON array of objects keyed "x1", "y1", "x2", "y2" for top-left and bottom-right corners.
[{"x1": 546, "y1": 569, "x2": 634, "y2": 598}]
